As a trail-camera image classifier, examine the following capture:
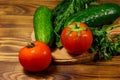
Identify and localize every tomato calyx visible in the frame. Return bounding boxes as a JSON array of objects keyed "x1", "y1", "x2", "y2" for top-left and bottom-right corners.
[
  {"x1": 27, "y1": 42, "x2": 35, "y2": 48},
  {"x1": 67, "y1": 22, "x2": 88, "y2": 37}
]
